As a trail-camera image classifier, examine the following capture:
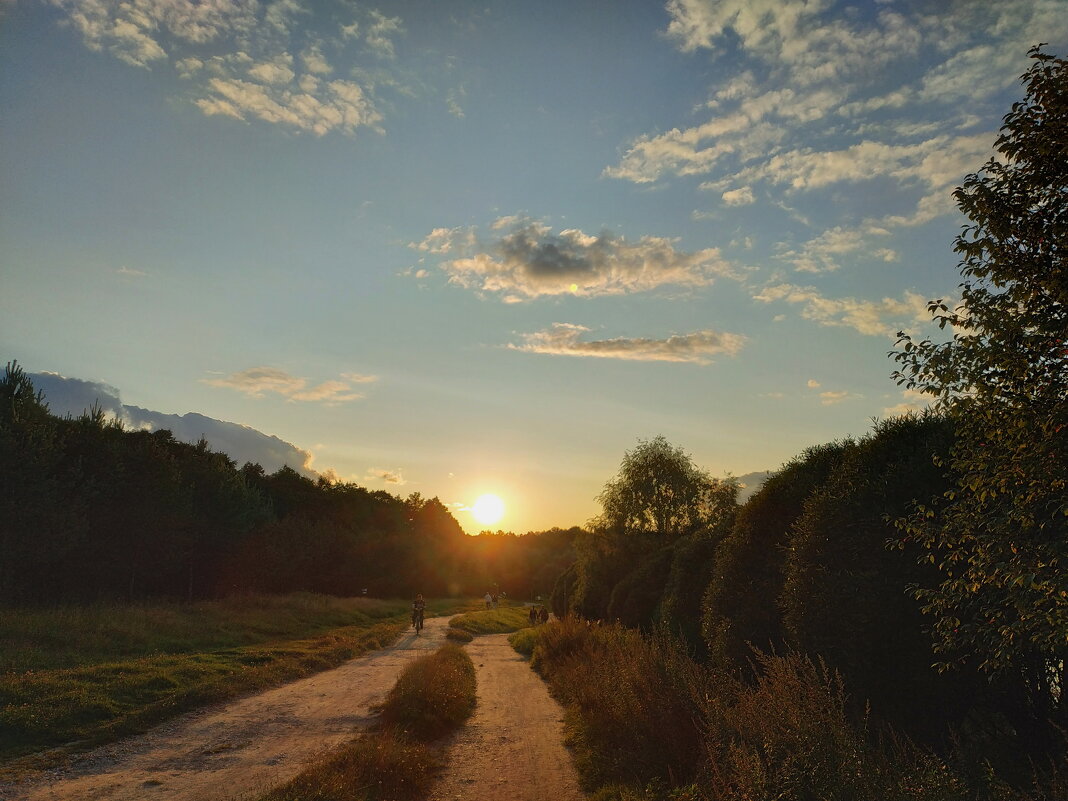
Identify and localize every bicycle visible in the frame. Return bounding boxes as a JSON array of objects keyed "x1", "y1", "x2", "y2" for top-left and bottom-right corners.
[{"x1": 412, "y1": 608, "x2": 424, "y2": 634}]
